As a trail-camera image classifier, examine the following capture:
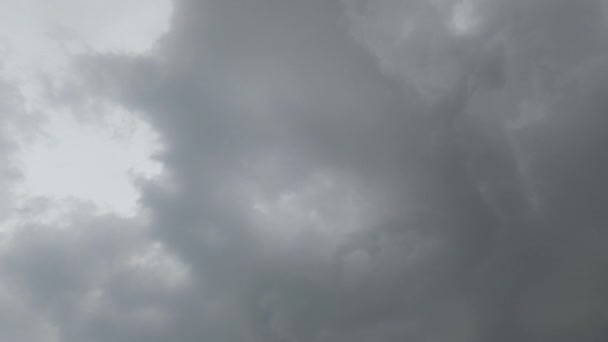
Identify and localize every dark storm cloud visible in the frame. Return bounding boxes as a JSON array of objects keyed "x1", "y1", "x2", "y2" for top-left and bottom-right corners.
[{"x1": 11, "y1": 0, "x2": 608, "y2": 341}]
